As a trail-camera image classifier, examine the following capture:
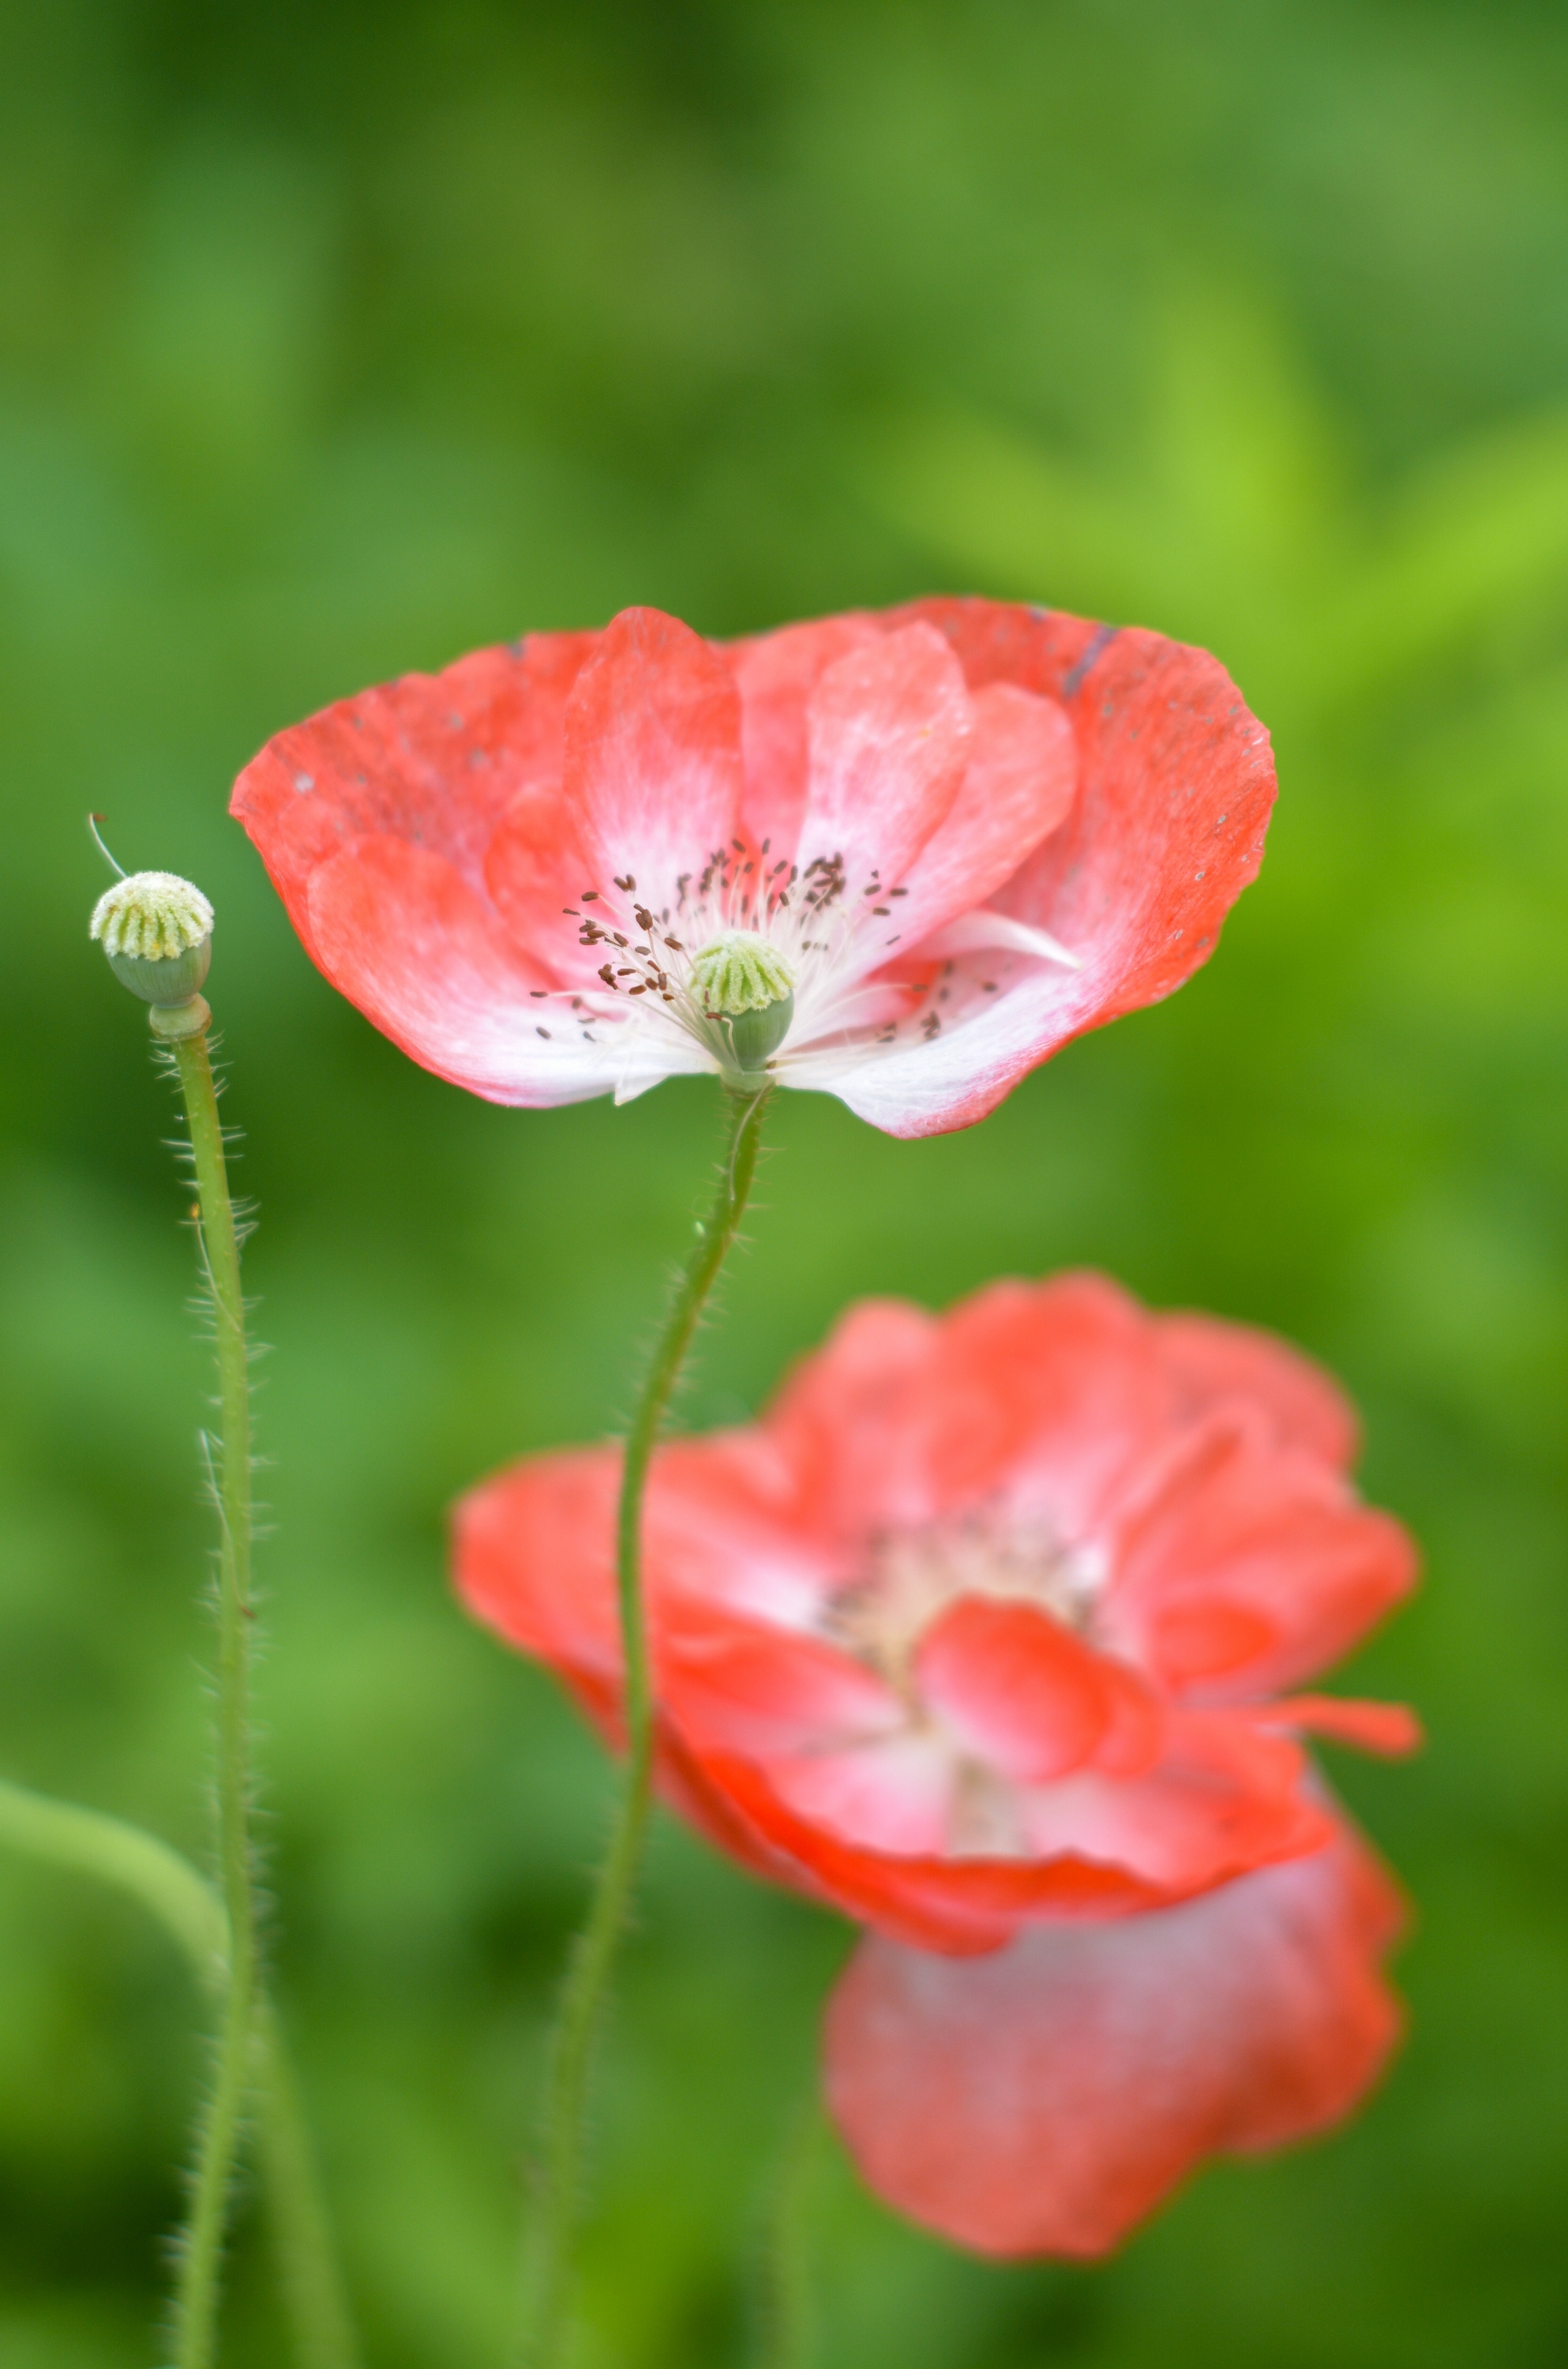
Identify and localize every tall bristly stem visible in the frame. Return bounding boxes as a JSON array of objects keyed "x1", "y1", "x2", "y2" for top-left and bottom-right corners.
[
  {"x1": 166, "y1": 1016, "x2": 261, "y2": 2369},
  {"x1": 519, "y1": 1083, "x2": 772, "y2": 2367}
]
